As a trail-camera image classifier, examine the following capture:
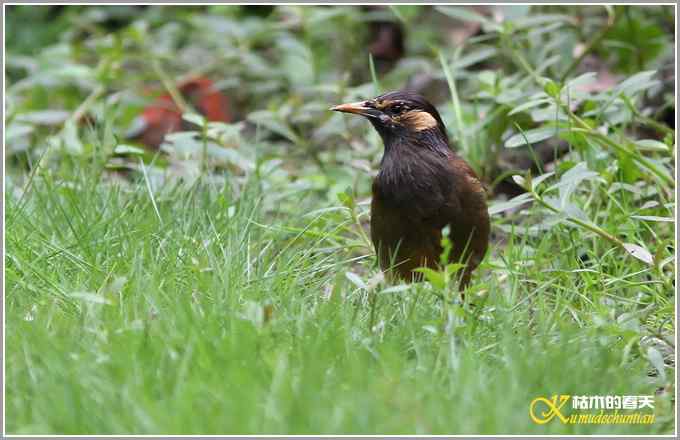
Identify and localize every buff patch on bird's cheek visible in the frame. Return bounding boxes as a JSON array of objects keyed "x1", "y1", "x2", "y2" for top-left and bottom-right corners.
[
  {"x1": 374, "y1": 99, "x2": 393, "y2": 110},
  {"x1": 399, "y1": 110, "x2": 438, "y2": 131}
]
